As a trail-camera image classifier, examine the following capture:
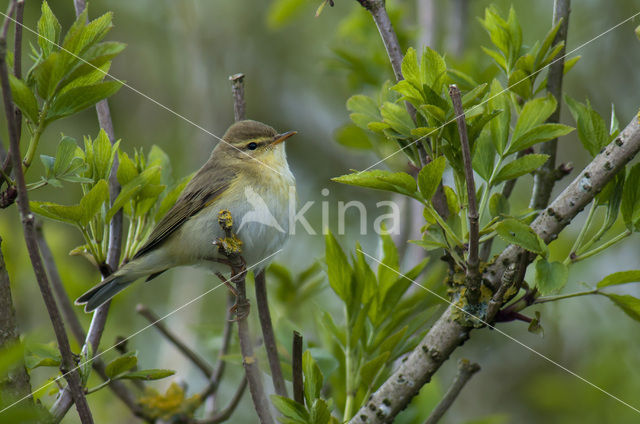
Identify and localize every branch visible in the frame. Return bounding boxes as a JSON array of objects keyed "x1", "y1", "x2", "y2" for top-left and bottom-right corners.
[
  {"x1": 0, "y1": 235, "x2": 32, "y2": 403},
  {"x1": 449, "y1": 85, "x2": 480, "y2": 304},
  {"x1": 292, "y1": 331, "x2": 304, "y2": 405},
  {"x1": 530, "y1": 0, "x2": 571, "y2": 209},
  {"x1": 229, "y1": 73, "x2": 246, "y2": 121},
  {"x1": 424, "y1": 359, "x2": 480, "y2": 424},
  {"x1": 215, "y1": 211, "x2": 274, "y2": 424},
  {"x1": 349, "y1": 114, "x2": 640, "y2": 423},
  {"x1": 255, "y1": 270, "x2": 288, "y2": 397},
  {"x1": 0, "y1": 27, "x2": 94, "y2": 424},
  {"x1": 136, "y1": 304, "x2": 213, "y2": 378}
]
